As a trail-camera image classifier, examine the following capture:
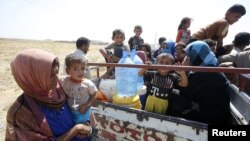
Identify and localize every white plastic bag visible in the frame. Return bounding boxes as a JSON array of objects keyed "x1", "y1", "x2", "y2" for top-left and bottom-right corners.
[{"x1": 99, "y1": 79, "x2": 116, "y2": 101}]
